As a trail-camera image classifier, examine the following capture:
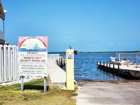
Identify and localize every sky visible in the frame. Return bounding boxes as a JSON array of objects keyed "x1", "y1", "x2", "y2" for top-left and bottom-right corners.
[{"x1": 2, "y1": 0, "x2": 140, "y2": 52}]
